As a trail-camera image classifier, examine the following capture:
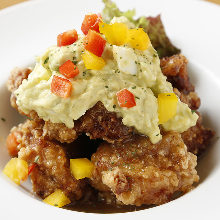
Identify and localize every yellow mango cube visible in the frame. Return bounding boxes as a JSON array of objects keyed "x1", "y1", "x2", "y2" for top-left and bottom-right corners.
[
  {"x1": 158, "y1": 93, "x2": 178, "y2": 124},
  {"x1": 128, "y1": 28, "x2": 150, "y2": 51},
  {"x1": 99, "y1": 22, "x2": 128, "y2": 46},
  {"x1": 82, "y1": 50, "x2": 105, "y2": 70},
  {"x1": 70, "y1": 158, "x2": 94, "y2": 180},
  {"x1": 3, "y1": 158, "x2": 28, "y2": 185},
  {"x1": 43, "y1": 189, "x2": 71, "y2": 208}
]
